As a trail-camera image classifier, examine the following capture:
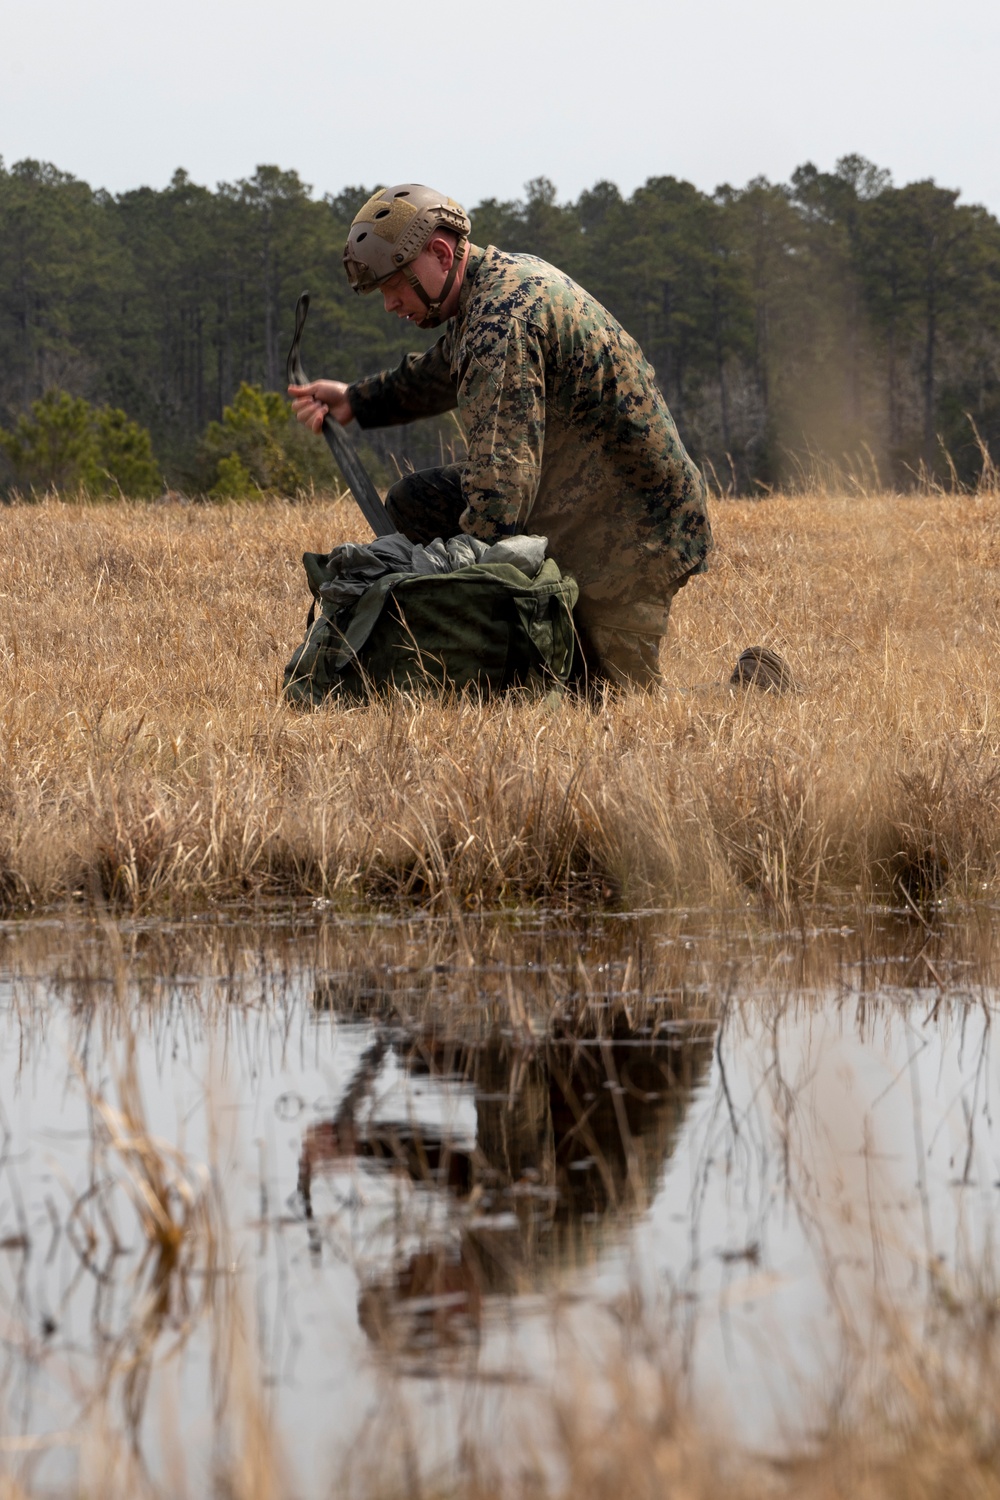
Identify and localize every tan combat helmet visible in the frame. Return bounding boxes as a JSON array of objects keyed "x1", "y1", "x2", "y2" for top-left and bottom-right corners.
[{"x1": 343, "y1": 184, "x2": 471, "y2": 326}]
